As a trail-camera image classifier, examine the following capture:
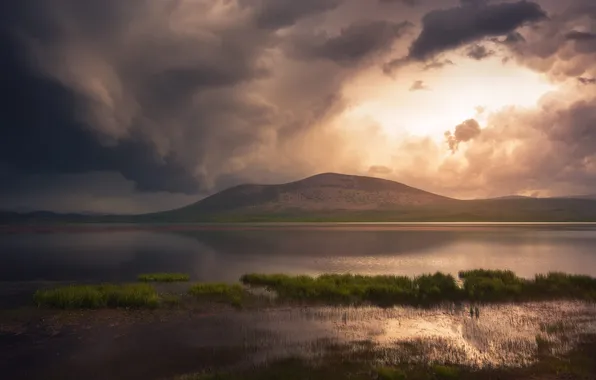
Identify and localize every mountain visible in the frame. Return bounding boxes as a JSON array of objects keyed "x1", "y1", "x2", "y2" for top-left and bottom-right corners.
[
  {"x1": 146, "y1": 173, "x2": 456, "y2": 221},
  {"x1": 145, "y1": 173, "x2": 596, "y2": 222},
  {"x1": 178, "y1": 173, "x2": 450, "y2": 211},
  {"x1": 4, "y1": 173, "x2": 596, "y2": 223}
]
